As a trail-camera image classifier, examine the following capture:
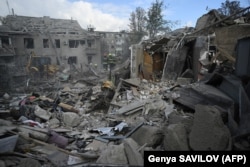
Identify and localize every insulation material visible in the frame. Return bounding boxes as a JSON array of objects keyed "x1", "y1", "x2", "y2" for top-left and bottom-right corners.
[
  {"x1": 142, "y1": 51, "x2": 153, "y2": 80},
  {"x1": 152, "y1": 53, "x2": 164, "y2": 72}
]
